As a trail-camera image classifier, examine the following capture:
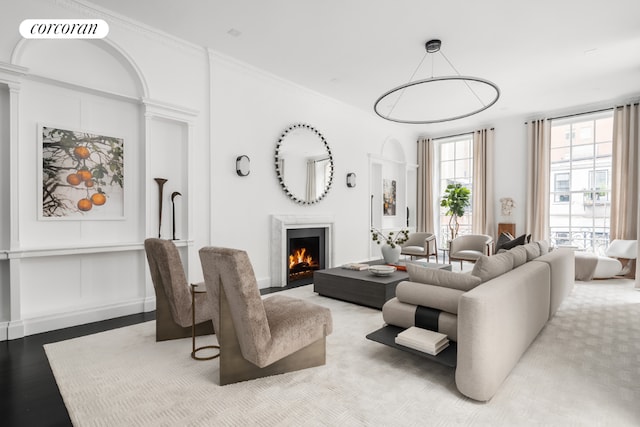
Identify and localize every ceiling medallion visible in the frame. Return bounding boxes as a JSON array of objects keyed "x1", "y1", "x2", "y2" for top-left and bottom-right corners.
[{"x1": 374, "y1": 39, "x2": 500, "y2": 124}]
